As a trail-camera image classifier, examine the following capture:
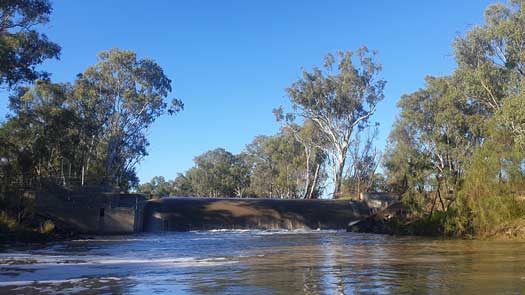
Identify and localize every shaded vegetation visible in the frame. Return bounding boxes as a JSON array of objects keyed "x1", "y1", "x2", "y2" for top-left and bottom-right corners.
[{"x1": 383, "y1": 0, "x2": 525, "y2": 238}]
